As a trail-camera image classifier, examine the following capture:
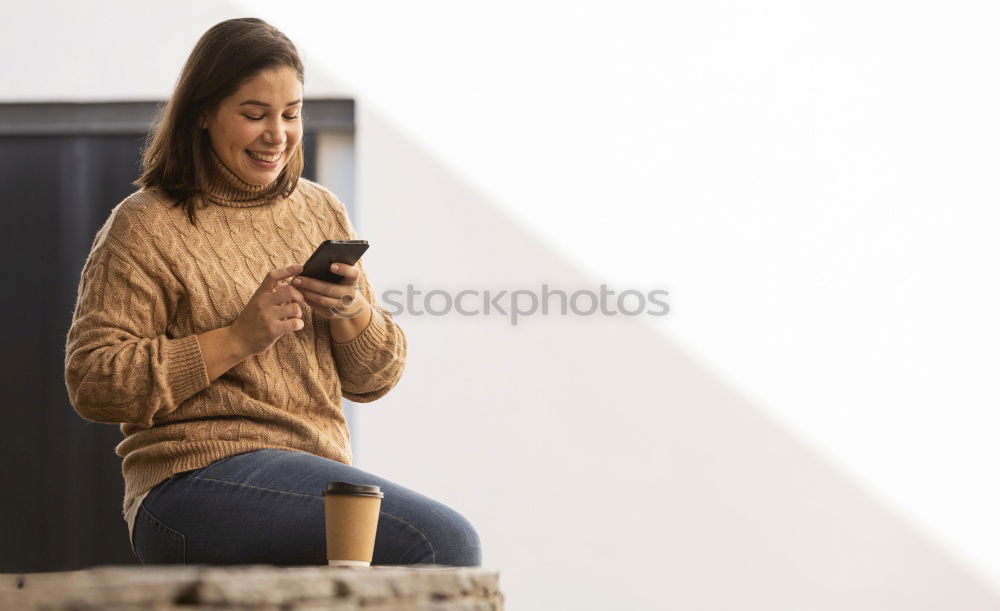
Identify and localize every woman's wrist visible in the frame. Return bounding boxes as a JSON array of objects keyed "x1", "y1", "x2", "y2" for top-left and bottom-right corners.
[
  {"x1": 197, "y1": 325, "x2": 252, "y2": 382},
  {"x1": 328, "y1": 300, "x2": 373, "y2": 344}
]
